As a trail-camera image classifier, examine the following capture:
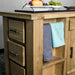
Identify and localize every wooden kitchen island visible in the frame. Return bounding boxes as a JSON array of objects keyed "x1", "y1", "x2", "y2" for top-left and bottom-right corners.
[{"x1": 0, "y1": 11, "x2": 75, "y2": 75}]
